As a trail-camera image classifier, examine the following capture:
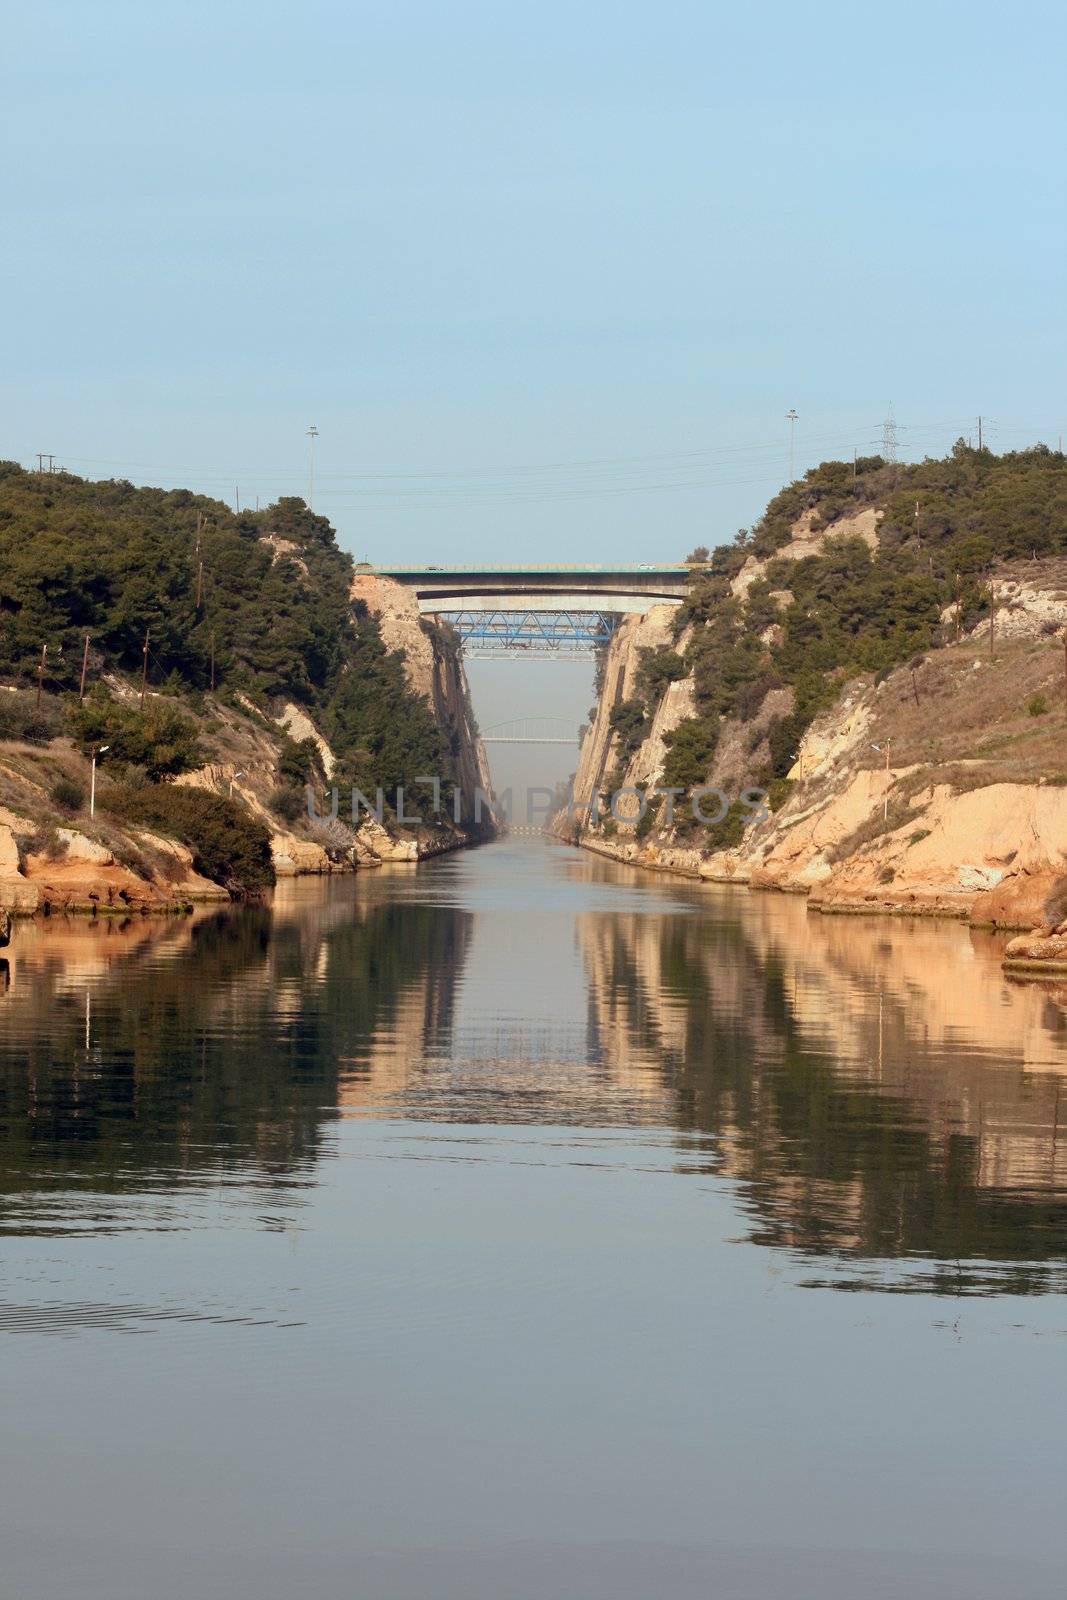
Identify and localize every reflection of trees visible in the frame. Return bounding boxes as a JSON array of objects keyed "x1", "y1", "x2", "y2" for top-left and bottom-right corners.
[
  {"x1": 580, "y1": 903, "x2": 1067, "y2": 1292},
  {"x1": 0, "y1": 894, "x2": 471, "y2": 1219}
]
